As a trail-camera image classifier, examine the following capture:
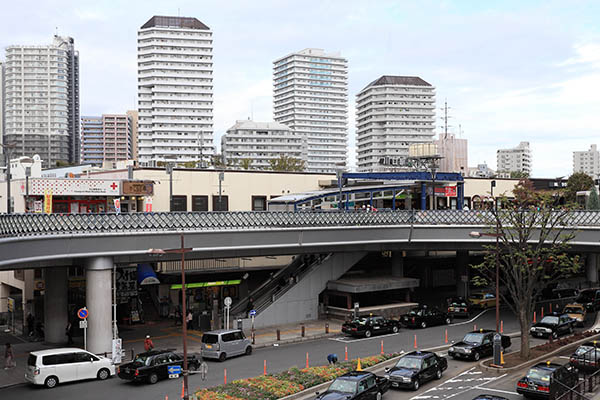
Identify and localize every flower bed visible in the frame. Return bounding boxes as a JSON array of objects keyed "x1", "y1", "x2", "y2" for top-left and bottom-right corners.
[{"x1": 195, "y1": 352, "x2": 402, "y2": 400}]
